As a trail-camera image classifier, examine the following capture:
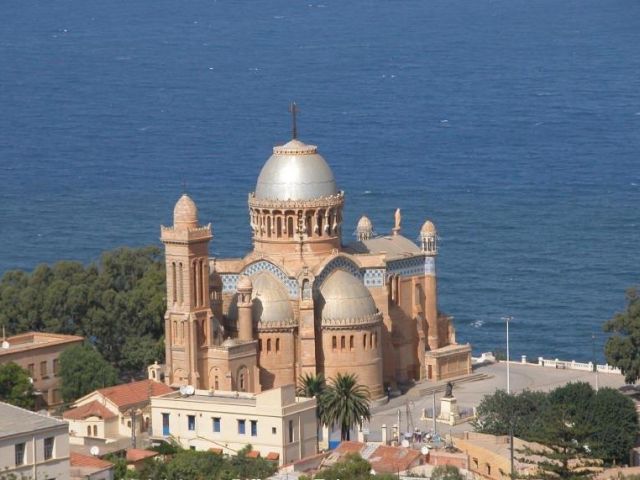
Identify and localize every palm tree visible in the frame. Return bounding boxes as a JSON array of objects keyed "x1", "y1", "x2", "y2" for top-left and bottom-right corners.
[
  {"x1": 297, "y1": 373, "x2": 327, "y2": 436},
  {"x1": 322, "y1": 372, "x2": 371, "y2": 441}
]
